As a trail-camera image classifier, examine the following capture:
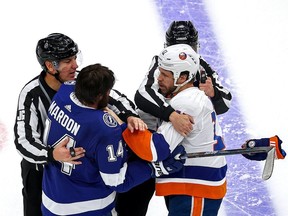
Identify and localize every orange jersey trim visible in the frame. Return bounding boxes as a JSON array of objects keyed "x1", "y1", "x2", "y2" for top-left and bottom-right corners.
[
  {"x1": 270, "y1": 135, "x2": 285, "y2": 159},
  {"x1": 155, "y1": 181, "x2": 227, "y2": 199},
  {"x1": 122, "y1": 128, "x2": 153, "y2": 161}
]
